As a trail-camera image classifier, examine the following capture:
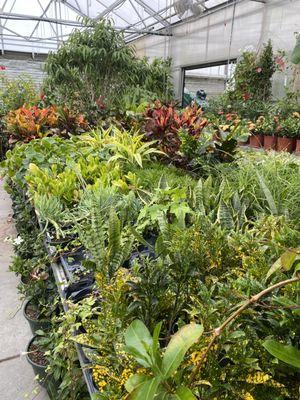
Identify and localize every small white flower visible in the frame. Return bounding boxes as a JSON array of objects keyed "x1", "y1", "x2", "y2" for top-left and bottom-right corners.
[{"x1": 13, "y1": 236, "x2": 24, "y2": 245}]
